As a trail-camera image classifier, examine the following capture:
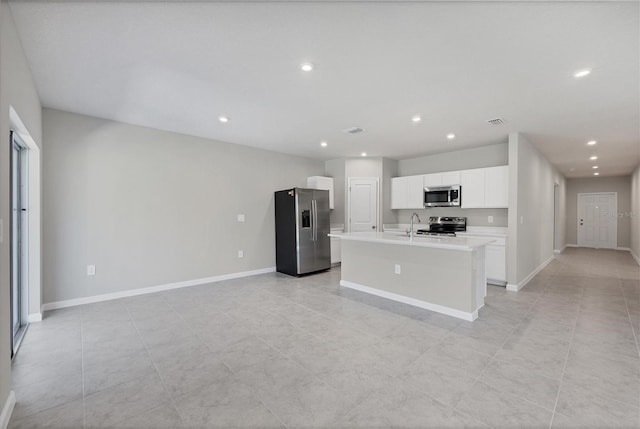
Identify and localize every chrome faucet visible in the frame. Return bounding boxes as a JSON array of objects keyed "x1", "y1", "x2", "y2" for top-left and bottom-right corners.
[{"x1": 409, "y1": 212, "x2": 421, "y2": 239}]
